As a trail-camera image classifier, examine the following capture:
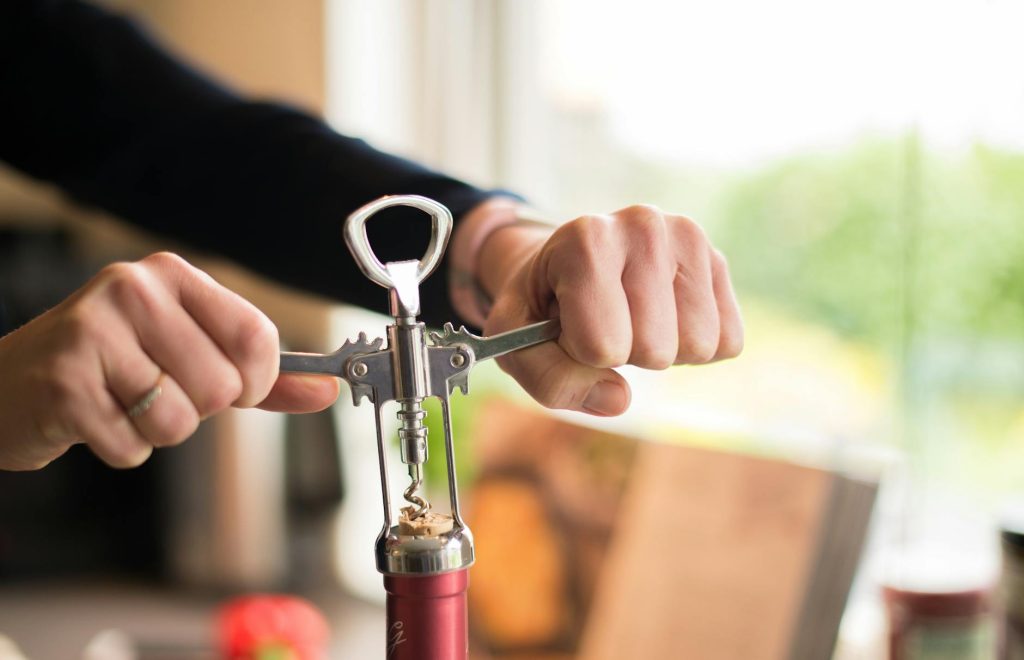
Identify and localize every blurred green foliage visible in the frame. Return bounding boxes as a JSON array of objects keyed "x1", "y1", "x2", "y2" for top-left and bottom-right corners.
[
  {"x1": 548, "y1": 133, "x2": 1024, "y2": 498},
  {"x1": 707, "y1": 137, "x2": 1024, "y2": 497},
  {"x1": 711, "y1": 138, "x2": 1024, "y2": 348},
  {"x1": 409, "y1": 136, "x2": 1024, "y2": 500}
]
